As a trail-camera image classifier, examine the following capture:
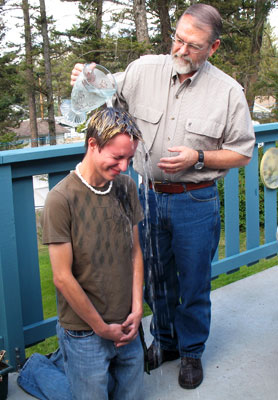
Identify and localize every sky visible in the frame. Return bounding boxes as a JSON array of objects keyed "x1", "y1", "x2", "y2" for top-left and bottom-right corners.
[
  {"x1": 269, "y1": 7, "x2": 278, "y2": 39},
  {"x1": 44, "y1": 1, "x2": 278, "y2": 38},
  {"x1": 2, "y1": 0, "x2": 278, "y2": 46}
]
